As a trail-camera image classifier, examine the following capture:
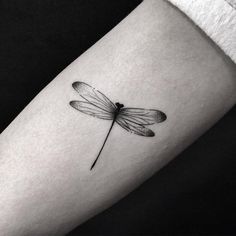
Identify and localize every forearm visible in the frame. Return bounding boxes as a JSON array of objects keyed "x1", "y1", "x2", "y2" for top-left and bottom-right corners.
[{"x1": 0, "y1": 0, "x2": 236, "y2": 235}]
